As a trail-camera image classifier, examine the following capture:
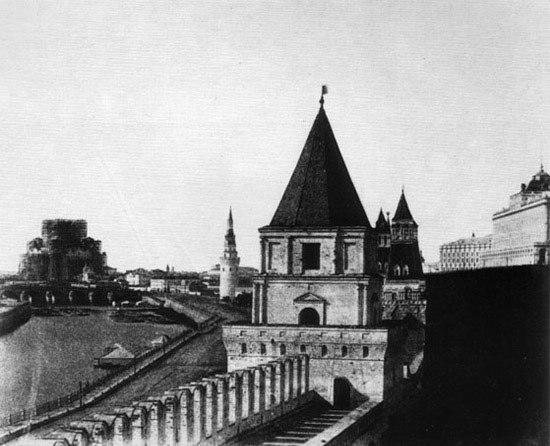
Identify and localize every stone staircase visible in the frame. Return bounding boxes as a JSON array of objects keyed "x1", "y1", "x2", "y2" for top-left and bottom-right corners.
[{"x1": 228, "y1": 404, "x2": 351, "y2": 445}]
